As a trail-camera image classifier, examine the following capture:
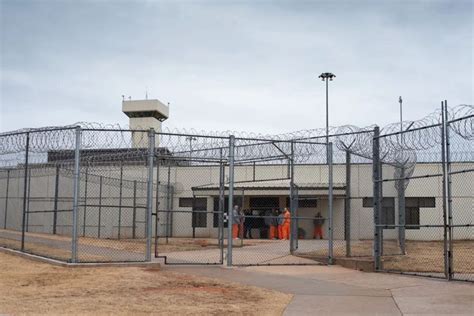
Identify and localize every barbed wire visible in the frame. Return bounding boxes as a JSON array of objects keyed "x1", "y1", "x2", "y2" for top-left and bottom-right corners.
[{"x1": 0, "y1": 105, "x2": 472, "y2": 168}]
